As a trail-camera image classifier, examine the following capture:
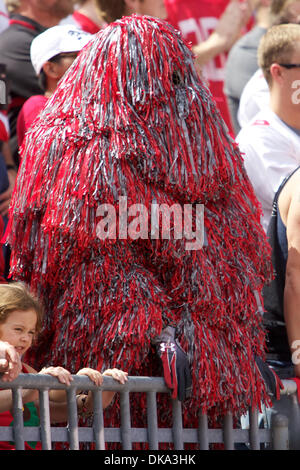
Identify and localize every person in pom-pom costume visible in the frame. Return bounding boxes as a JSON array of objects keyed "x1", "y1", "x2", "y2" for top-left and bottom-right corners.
[{"x1": 6, "y1": 14, "x2": 280, "y2": 431}]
